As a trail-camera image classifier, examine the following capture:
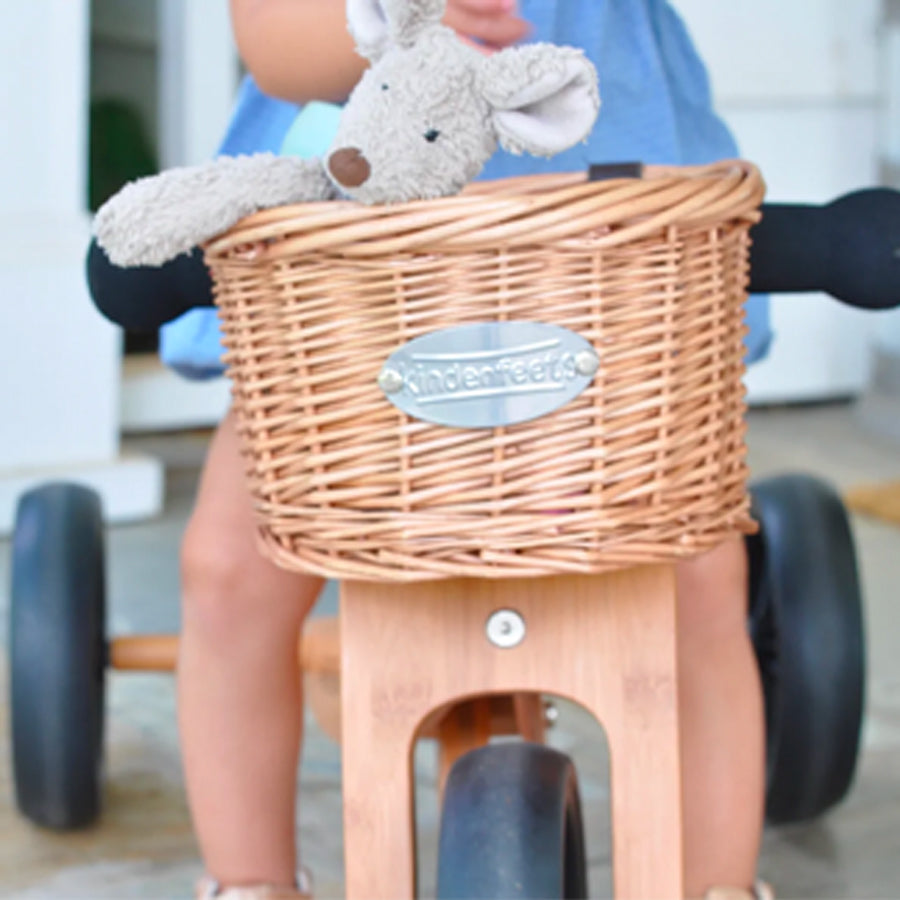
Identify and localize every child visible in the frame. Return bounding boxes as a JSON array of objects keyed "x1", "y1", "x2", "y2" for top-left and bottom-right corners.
[{"x1": 90, "y1": 1, "x2": 772, "y2": 897}]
